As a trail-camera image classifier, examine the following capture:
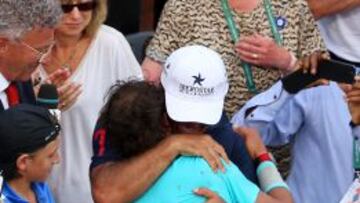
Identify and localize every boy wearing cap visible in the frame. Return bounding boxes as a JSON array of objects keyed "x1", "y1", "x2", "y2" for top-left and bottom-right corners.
[
  {"x1": 0, "y1": 104, "x2": 60, "y2": 203},
  {"x1": 97, "y1": 46, "x2": 293, "y2": 202}
]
